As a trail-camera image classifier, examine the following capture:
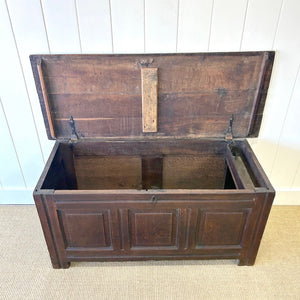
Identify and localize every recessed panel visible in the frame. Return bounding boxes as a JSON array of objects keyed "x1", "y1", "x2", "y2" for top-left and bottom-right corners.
[
  {"x1": 197, "y1": 211, "x2": 247, "y2": 247},
  {"x1": 129, "y1": 210, "x2": 179, "y2": 248},
  {"x1": 163, "y1": 155, "x2": 227, "y2": 189},
  {"x1": 59, "y1": 211, "x2": 111, "y2": 248},
  {"x1": 75, "y1": 156, "x2": 142, "y2": 189}
]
